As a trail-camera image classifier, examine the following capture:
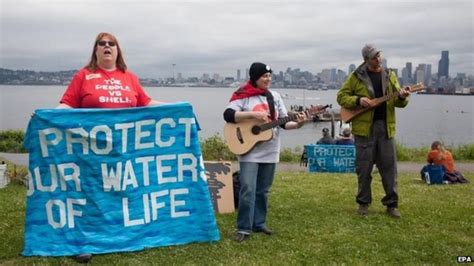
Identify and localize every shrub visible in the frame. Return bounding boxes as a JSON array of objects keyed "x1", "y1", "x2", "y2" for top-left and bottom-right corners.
[
  {"x1": 200, "y1": 134, "x2": 236, "y2": 161},
  {"x1": 280, "y1": 147, "x2": 302, "y2": 162},
  {"x1": 5, "y1": 164, "x2": 28, "y2": 185},
  {"x1": 450, "y1": 143, "x2": 474, "y2": 160},
  {"x1": 396, "y1": 142, "x2": 432, "y2": 161},
  {"x1": 199, "y1": 134, "x2": 303, "y2": 162},
  {"x1": 0, "y1": 129, "x2": 27, "y2": 153}
]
